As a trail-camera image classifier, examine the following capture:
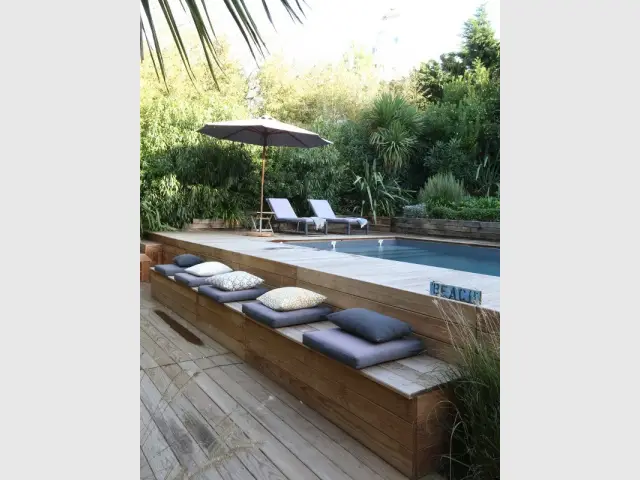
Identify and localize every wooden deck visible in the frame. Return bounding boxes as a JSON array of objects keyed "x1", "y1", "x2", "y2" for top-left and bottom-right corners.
[{"x1": 141, "y1": 283, "x2": 426, "y2": 480}]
